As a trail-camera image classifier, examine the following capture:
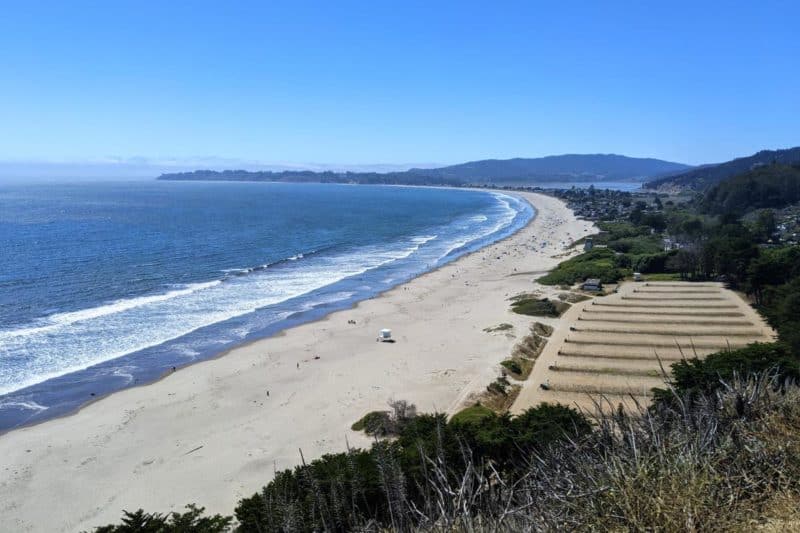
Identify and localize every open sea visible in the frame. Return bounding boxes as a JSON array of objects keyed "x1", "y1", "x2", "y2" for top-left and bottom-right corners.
[{"x1": 0, "y1": 181, "x2": 533, "y2": 431}]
